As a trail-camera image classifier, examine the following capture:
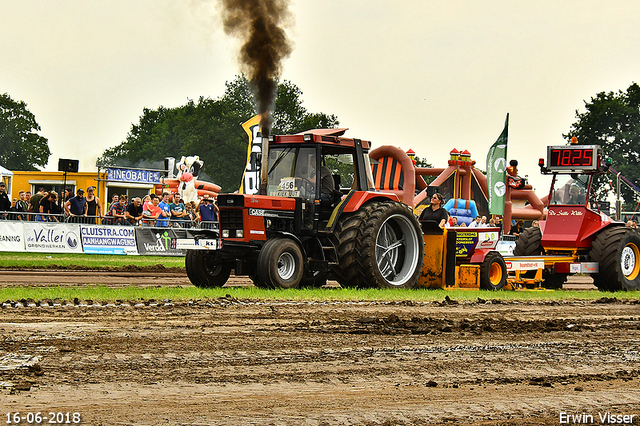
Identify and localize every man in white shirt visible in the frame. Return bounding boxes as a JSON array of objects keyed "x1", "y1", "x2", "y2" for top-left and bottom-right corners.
[{"x1": 469, "y1": 216, "x2": 482, "y2": 228}]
